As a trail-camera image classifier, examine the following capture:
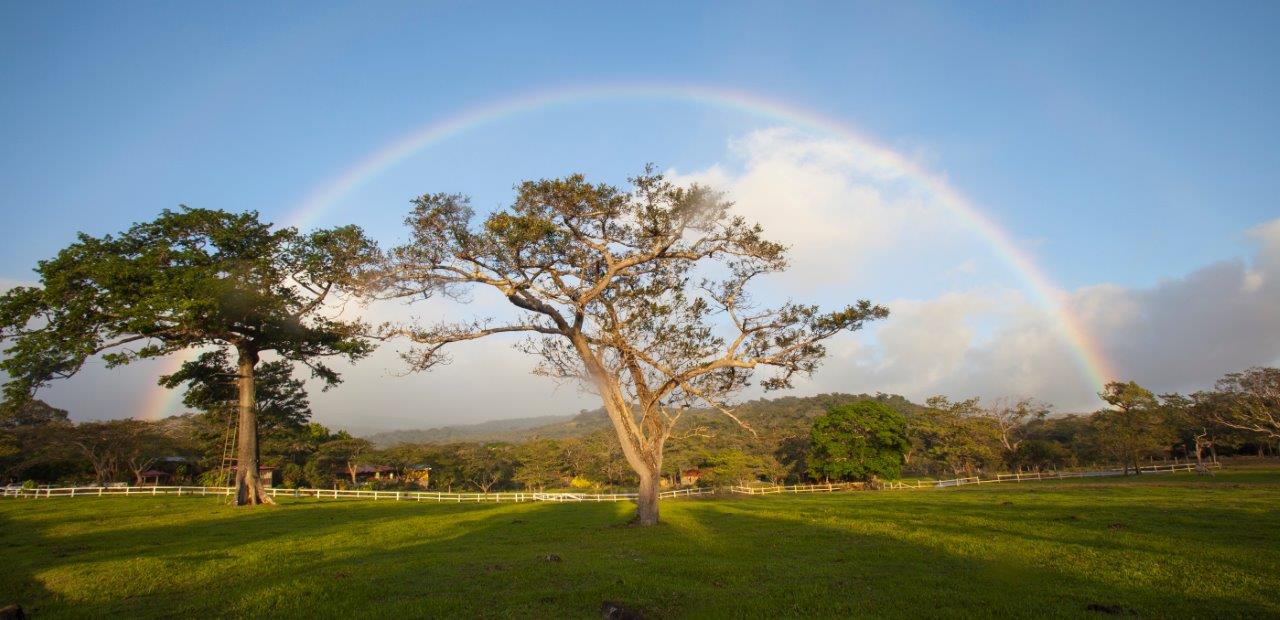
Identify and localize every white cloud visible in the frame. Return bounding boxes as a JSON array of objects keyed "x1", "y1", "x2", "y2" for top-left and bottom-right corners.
[
  {"x1": 665, "y1": 128, "x2": 965, "y2": 293},
  {"x1": 1067, "y1": 220, "x2": 1280, "y2": 393},
  {"x1": 801, "y1": 216, "x2": 1280, "y2": 411},
  {"x1": 13, "y1": 129, "x2": 1279, "y2": 426}
]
